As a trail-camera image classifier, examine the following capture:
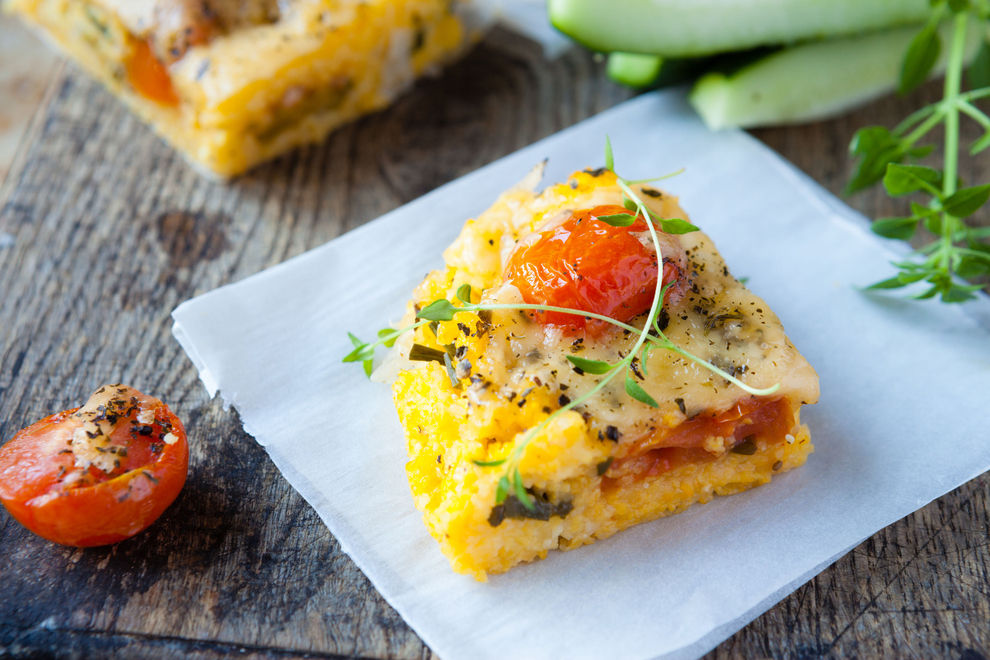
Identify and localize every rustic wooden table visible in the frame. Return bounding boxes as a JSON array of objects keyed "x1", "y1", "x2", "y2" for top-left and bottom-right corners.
[{"x1": 1, "y1": 27, "x2": 988, "y2": 659}]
